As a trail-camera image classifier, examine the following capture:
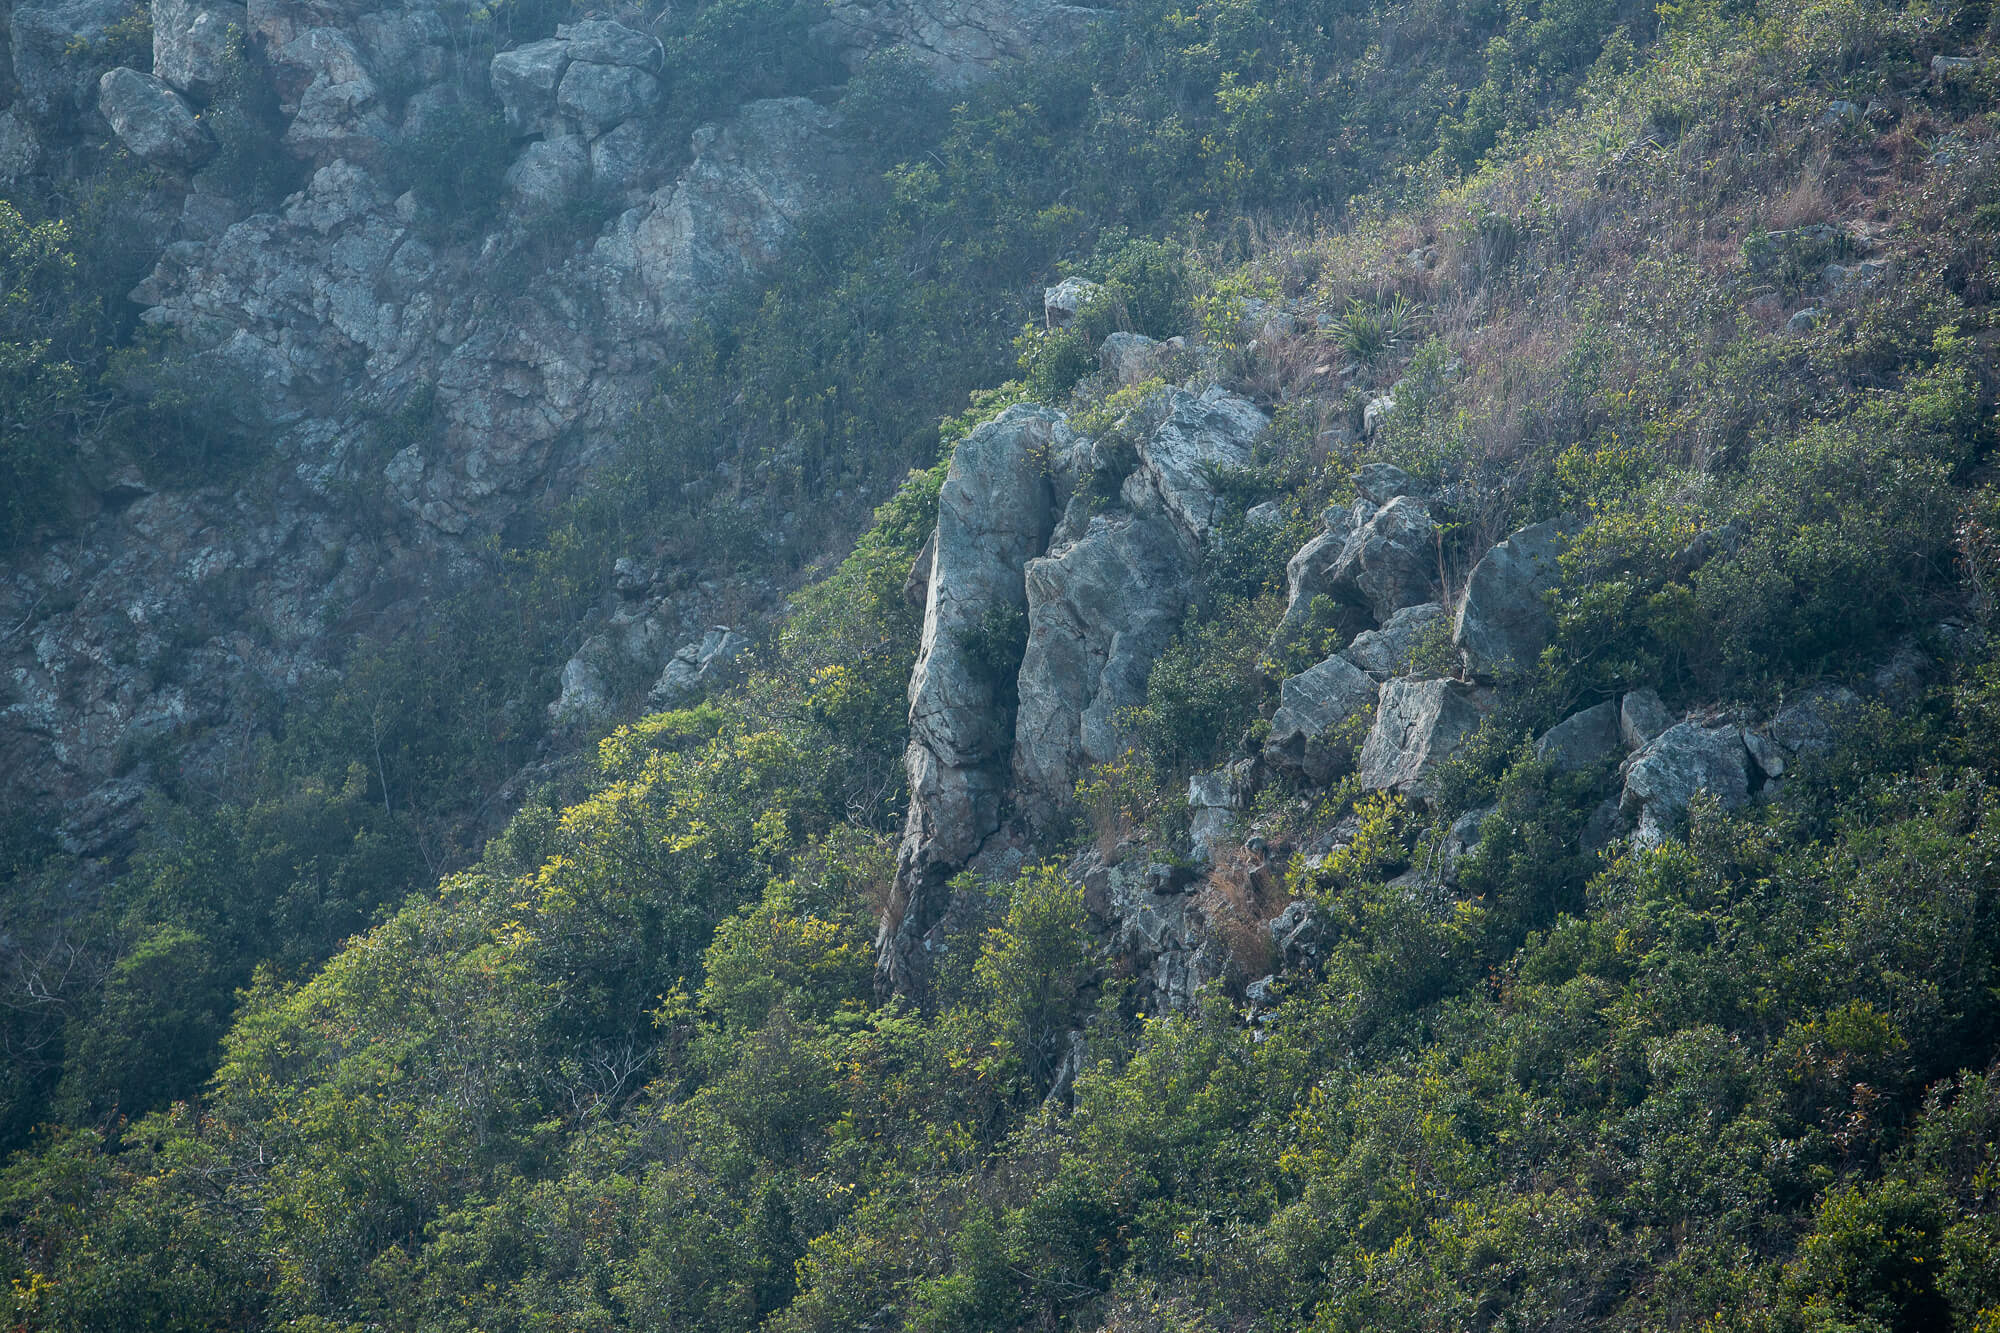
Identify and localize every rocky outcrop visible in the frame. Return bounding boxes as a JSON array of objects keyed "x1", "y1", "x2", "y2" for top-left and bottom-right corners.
[
  {"x1": 1618, "y1": 687, "x2": 1674, "y2": 749},
  {"x1": 1357, "y1": 677, "x2": 1489, "y2": 802},
  {"x1": 152, "y1": 0, "x2": 246, "y2": 98},
  {"x1": 1272, "y1": 488, "x2": 1439, "y2": 662},
  {"x1": 1620, "y1": 721, "x2": 1752, "y2": 848},
  {"x1": 1534, "y1": 701, "x2": 1621, "y2": 773},
  {"x1": 881, "y1": 405, "x2": 1068, "y2": 990},
  {"x1": 1343, "y1": 601, "x2": 1445, "y2": 680},
  {"x1": 10, "y1": 0, "x2": 134, "y2": 131},
  {"x1": 1262, "y1": 652, "x2": 1377, "y2": 783},
  {"x1": 881, "y1": 387, "x2": 1266, "y2": 994},
  {"x1": 1128, "y1": 387, "x2": 1266, "y2": 543},
  {"x1": 650, "y1": 627, "x2": 752, "y2": 709},
  {"x1": 1454, "y1": 517, "x2": 1575, "y2": 681},
  {"x1": 134, "y1": 96, "x2": 850, "y2": 537},
  {"x1": 1080, "y1": 848, "x2": 1225, "y2": 1015},
  {"x1": 1012, "y1": 508, "x2": 1187, "y2": 816},
  {"x1": 98, "y1": 67, "x2": 215, "y2": 167},
  {"x1": 819, "y1": 0, "x2": 1109, "y2": 87}
]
